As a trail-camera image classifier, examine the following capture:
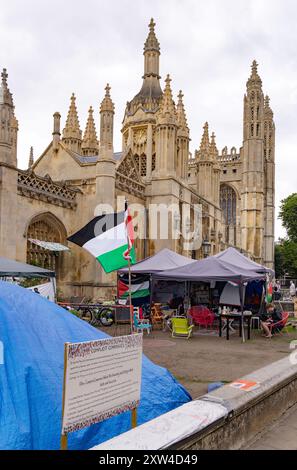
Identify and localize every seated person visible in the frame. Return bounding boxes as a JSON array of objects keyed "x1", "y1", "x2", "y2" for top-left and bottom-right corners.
[
  {"x1": 168, "y1": 295, "x2": 184, "y2": 315},
  {"x1": 260, "y1": 302, "x2": 283, "y2": 338}
]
